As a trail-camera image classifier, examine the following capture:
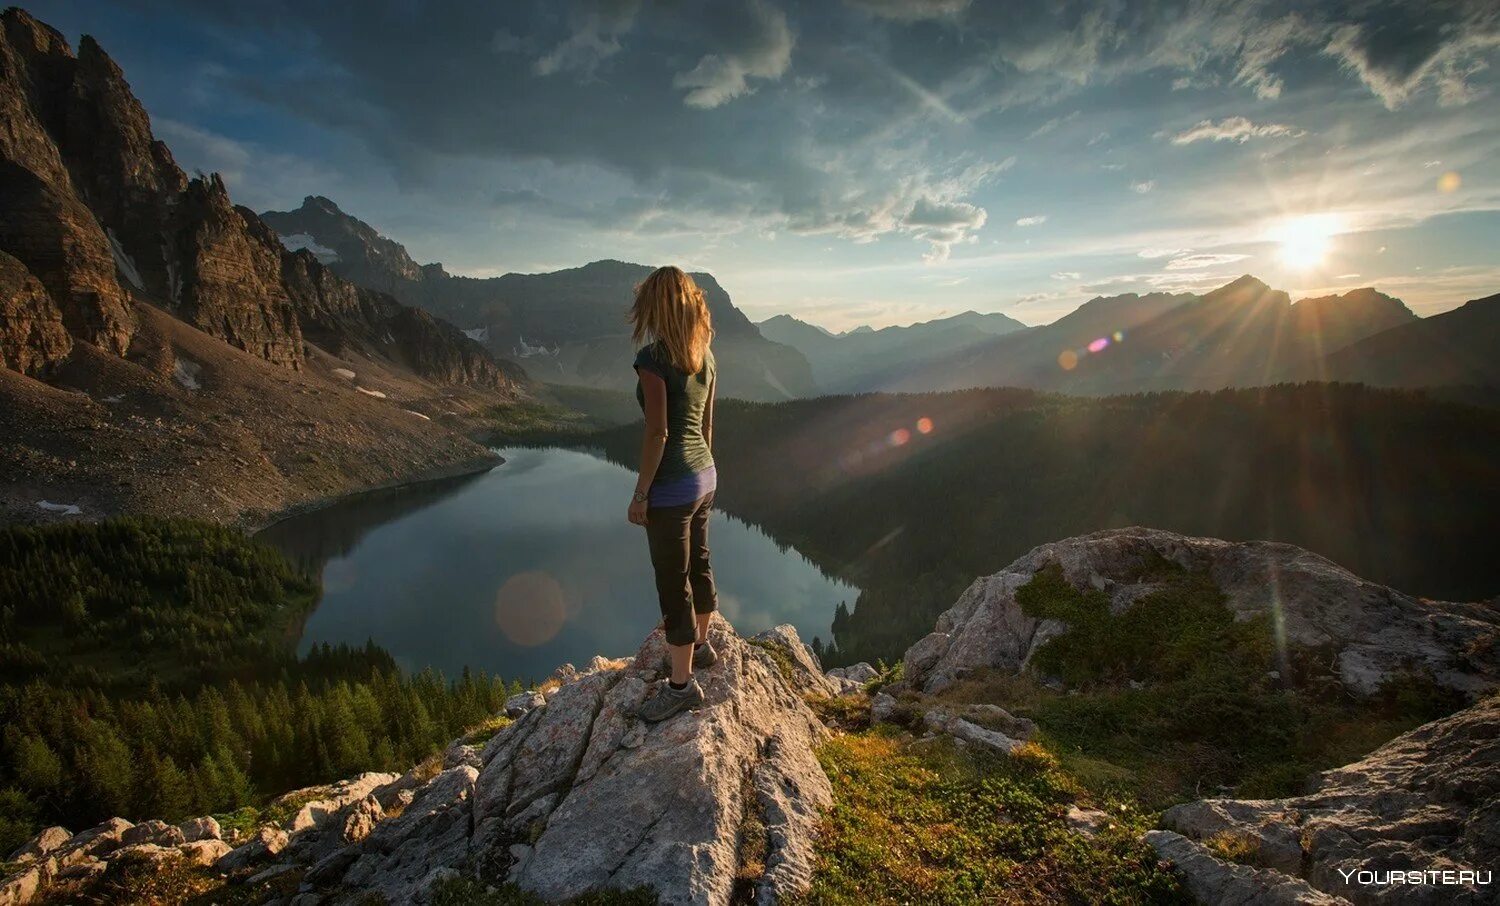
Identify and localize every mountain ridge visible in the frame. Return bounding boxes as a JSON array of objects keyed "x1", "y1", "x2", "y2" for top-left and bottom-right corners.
[
  {"x1": 261, "y1": 197, "x2": 817, "y2": 401},
  {"x1": 0, "y1": 7, "x2": 527, "y2": 526}
]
